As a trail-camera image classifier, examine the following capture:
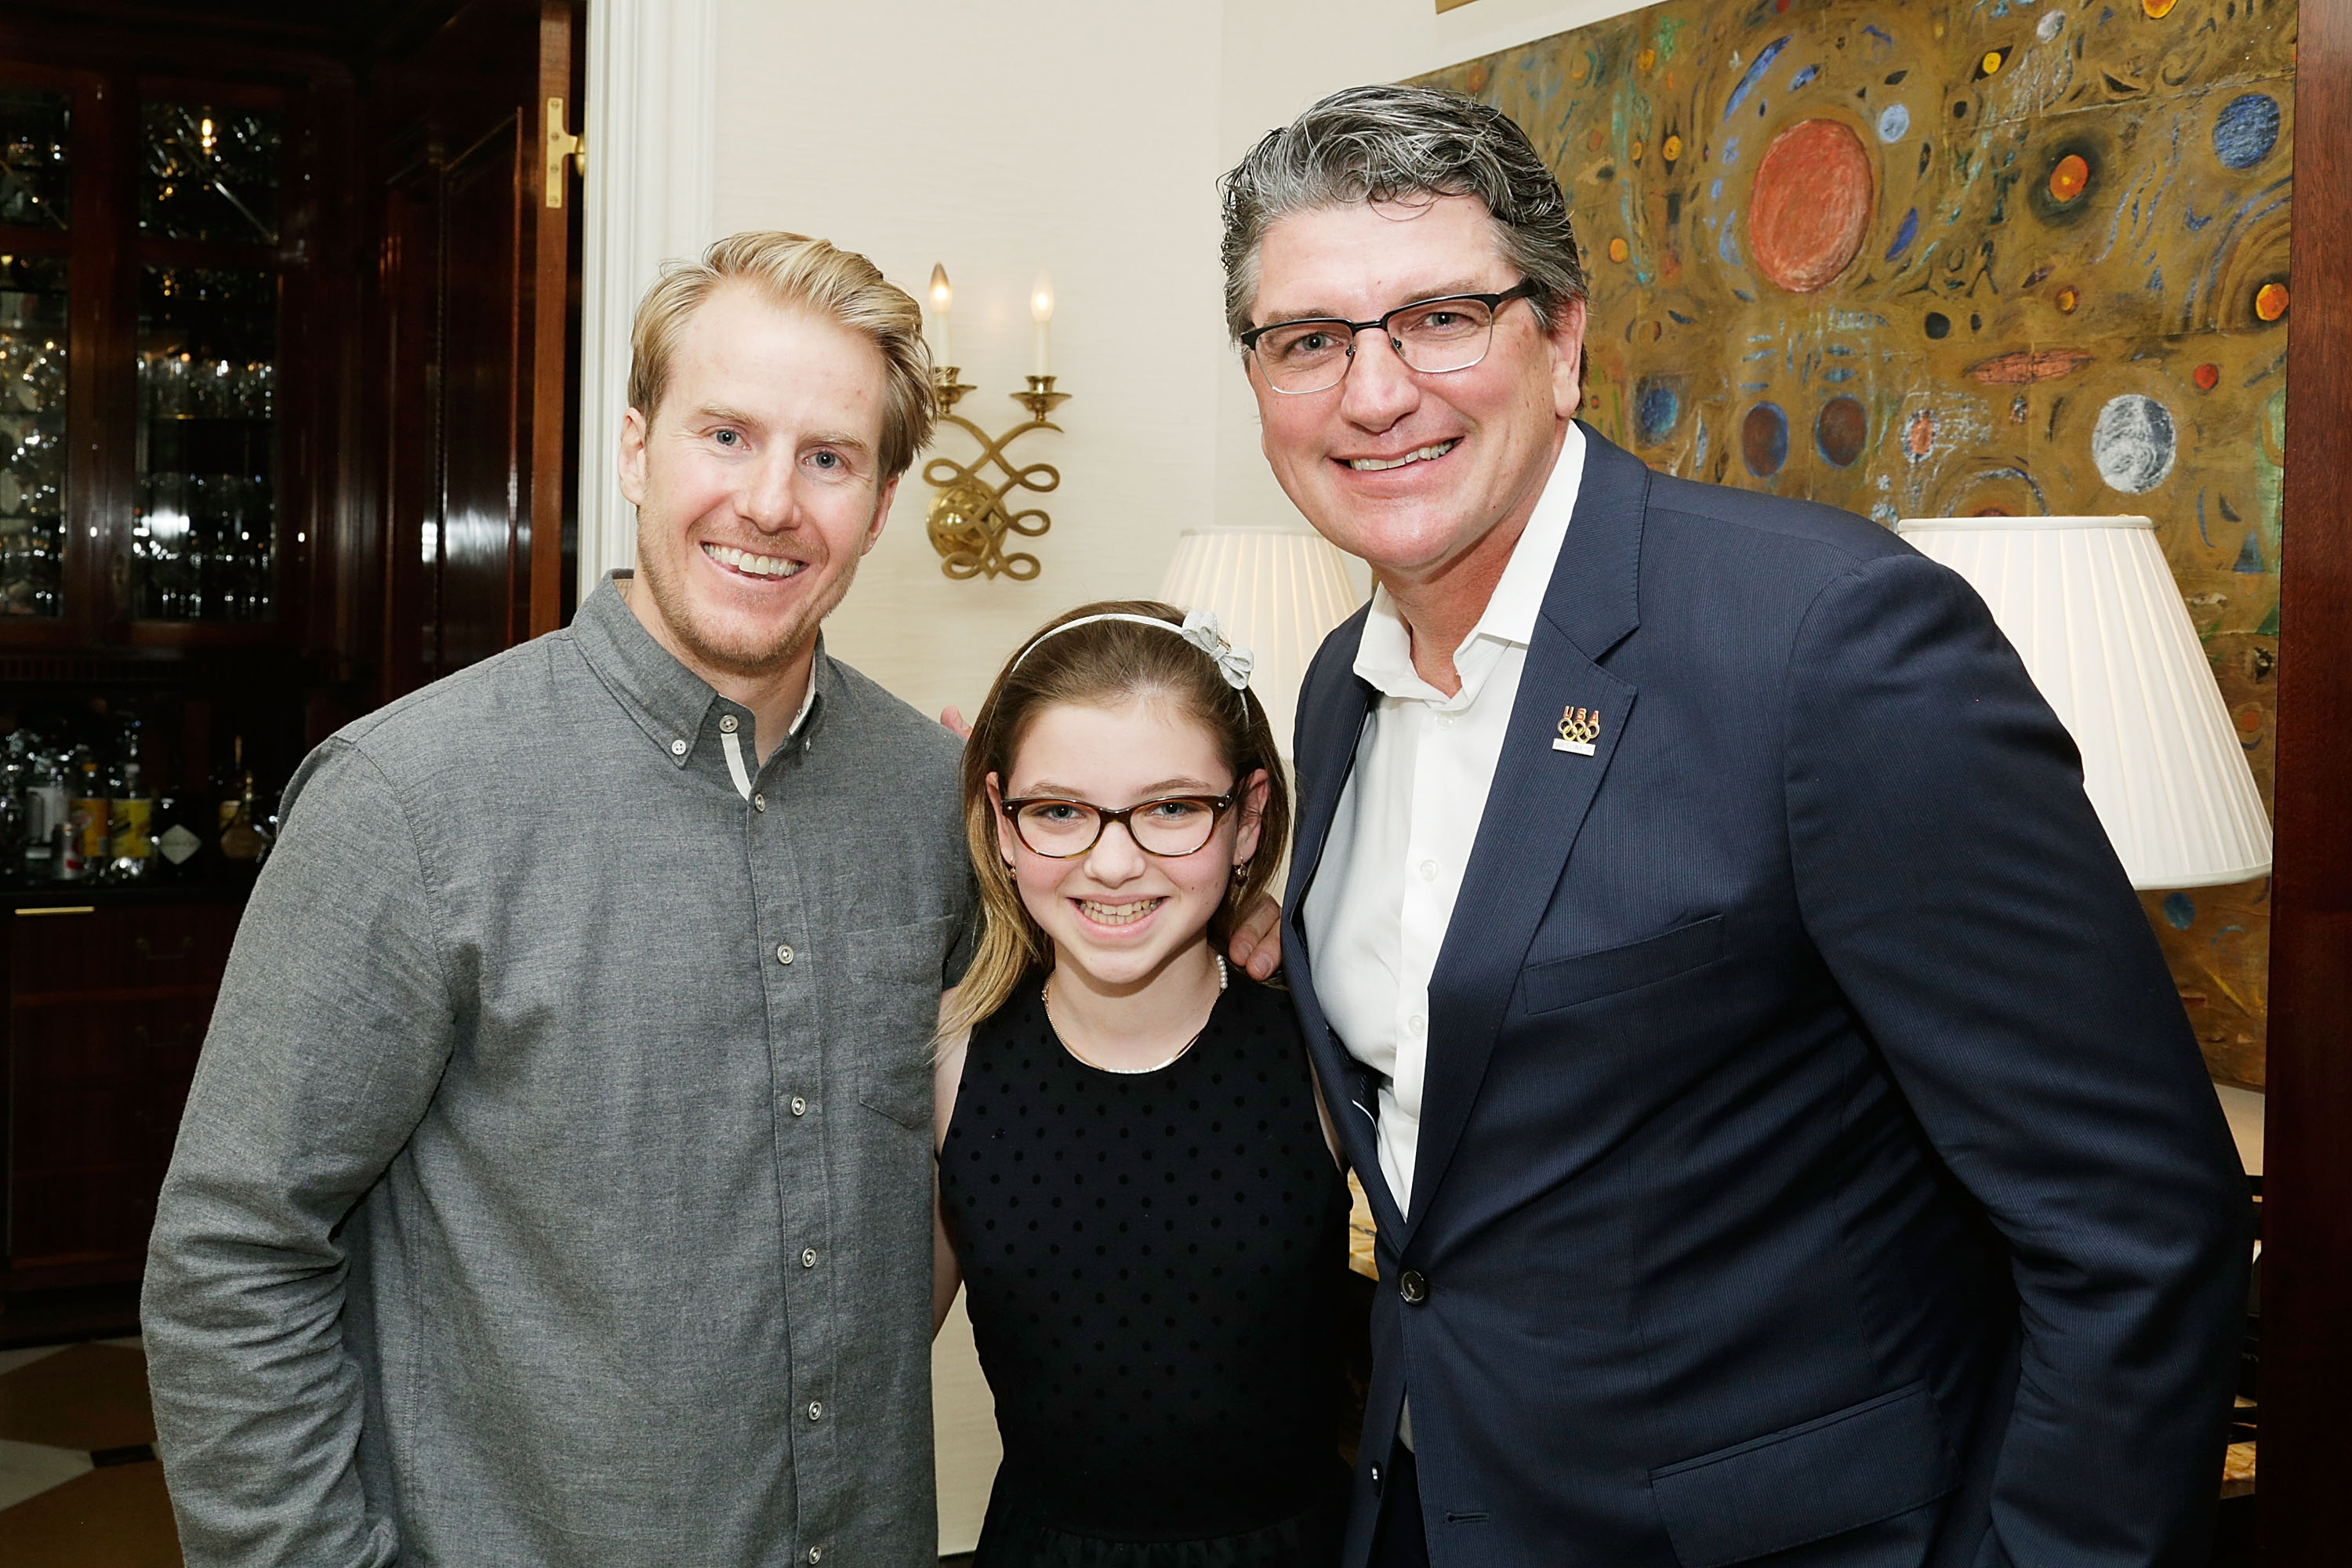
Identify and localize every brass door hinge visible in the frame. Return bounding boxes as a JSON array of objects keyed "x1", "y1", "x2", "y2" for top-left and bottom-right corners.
[{"x1": 545, "y1": 96, "x2": 585, "y2": 209}]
